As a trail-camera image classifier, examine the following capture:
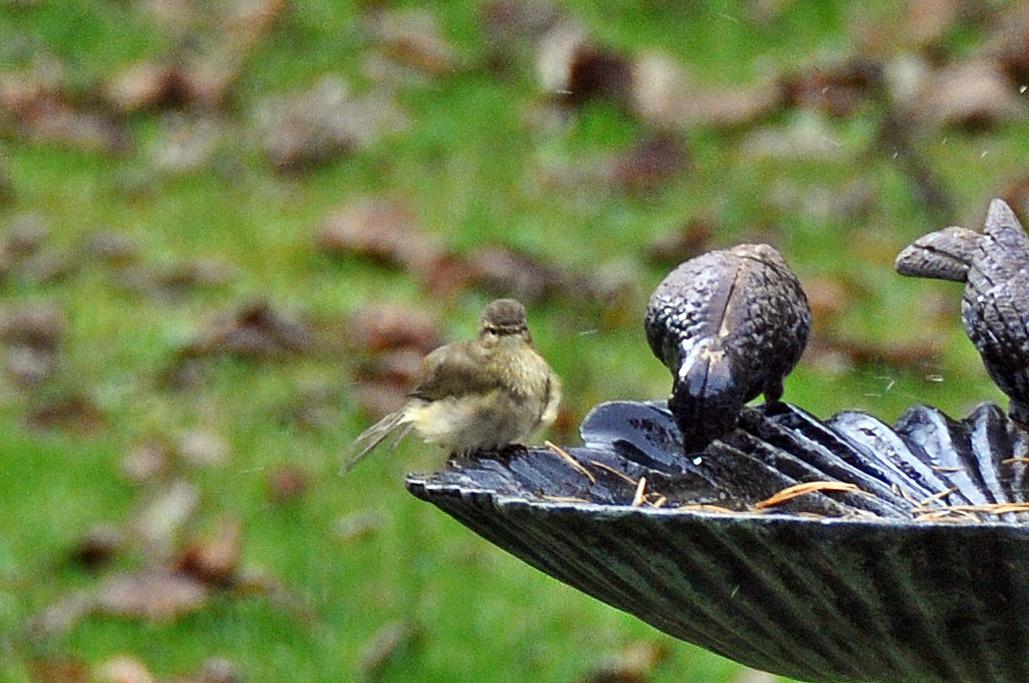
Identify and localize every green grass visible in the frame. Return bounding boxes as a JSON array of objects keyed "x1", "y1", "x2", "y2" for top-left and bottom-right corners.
[{"x1": 1, "y1": 0, "x2": 1027, "y2": 681}]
